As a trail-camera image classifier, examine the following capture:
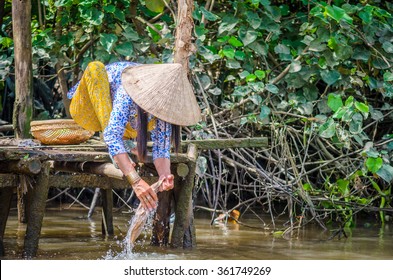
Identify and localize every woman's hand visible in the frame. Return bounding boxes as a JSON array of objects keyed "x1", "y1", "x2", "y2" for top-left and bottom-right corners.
[
  {"x1": 132, "y1": 178, "x2": 158, "y2": 211},
  {"x1": 159, "y1": 174, "x2": 175, "y2": 192},
  {"x1": 154, "y1": 157, "x2": 174, "y2": 192}
]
